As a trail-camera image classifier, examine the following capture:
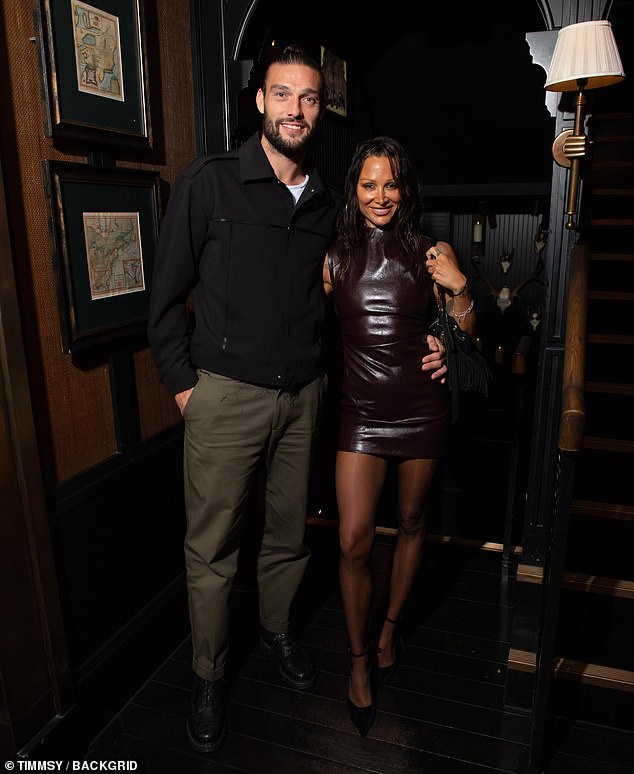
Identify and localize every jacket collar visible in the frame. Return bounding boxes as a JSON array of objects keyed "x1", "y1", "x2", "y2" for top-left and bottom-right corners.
[{"x1": 238, "y1": 132, "x2": 331, "y2": 199}]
